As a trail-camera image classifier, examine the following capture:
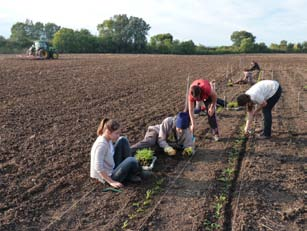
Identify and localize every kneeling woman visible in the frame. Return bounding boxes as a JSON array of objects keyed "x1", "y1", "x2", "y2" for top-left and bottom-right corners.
[{"x1": 90, "y1": 118, "x2": 140, "y2": 188}]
